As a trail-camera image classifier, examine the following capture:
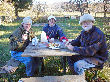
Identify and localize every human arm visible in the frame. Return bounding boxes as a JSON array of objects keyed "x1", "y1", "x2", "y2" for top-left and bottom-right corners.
[
  {"x1": 9, "y1": 28, "x2": 29, "y2": 51},
  {"x1": 68, "y1": 32, "x2": 106, "y2": 57},
  {"x1": 57, "y1": 27, "x2": 68, "y2": 41}
]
